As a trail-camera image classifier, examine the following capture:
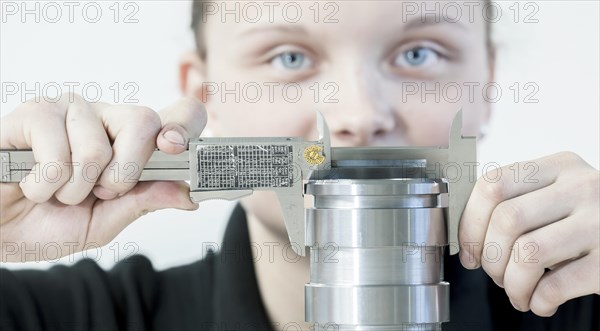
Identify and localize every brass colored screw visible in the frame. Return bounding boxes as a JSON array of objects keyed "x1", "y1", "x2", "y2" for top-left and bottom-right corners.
[{"x1": 304, "y1": 145, "x2": 325, "y2": 165}]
